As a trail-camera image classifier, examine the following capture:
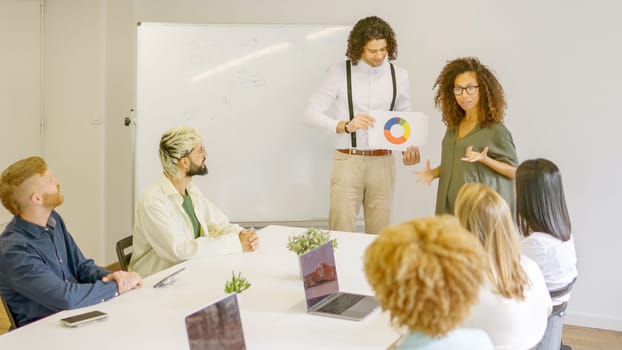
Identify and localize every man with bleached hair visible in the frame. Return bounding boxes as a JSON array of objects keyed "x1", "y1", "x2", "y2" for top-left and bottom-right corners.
[{"x1": 130, "y1": 126, "x2": 259, "y2": 277}]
